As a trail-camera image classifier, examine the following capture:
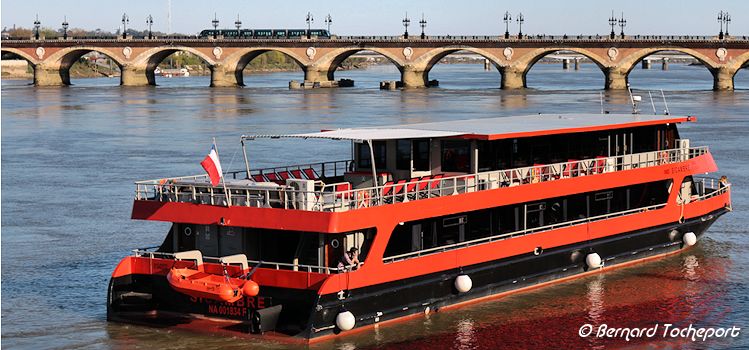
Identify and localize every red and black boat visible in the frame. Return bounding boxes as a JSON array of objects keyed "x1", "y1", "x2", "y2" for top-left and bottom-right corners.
[{"x1": 107, "y1": 113, "x2": 732, "y2": 341}]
